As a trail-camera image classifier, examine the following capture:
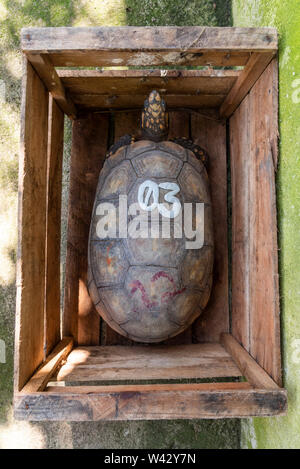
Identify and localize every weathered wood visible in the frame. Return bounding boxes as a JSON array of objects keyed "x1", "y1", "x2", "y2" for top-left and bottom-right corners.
[
  {"x1": 26, "y1": 53, "x2": 76, "y2": 119},
  {"x1": 230, "y1": 94, "x2": 251, "y2": 349},
  {"x1": 20, "y1": 337, "x2": 73, "y2": 394},
  {"x1": 73, "y1": 94, "x2": 225, "y2": 110},
  {"x1": 14, "y1": 388, "x2": 287, "y2": 421},
  {"x1": 56, "y1": 343, "x2": 241, "y2": 382},
  {"x1": 21, "y1": 27, "x2": 277, "y2": 68},
  {"x1": 221, "y1": 334, "x2": 279, "y2": 390},
  {"x1": 191, "y1": 114, "x2": 229, "y2": 342},
  {"x1": 46, "y1": 382, "x2": 252, "y2": 393},
  {"x1": 15, "y1": 59, "x2": 49, "y2": 392},
  {"x1": 58, "y1": 69, "x2": 239, "y2": 98},
  {"x1": 45, "y1": 96, "x2": 64, "y2": 356},
  {"x1": 63, "y1": 113, "x2": 109, "y2": 345},
  {"x1": 220, "y1": 52, "x2": 275, "y2": 118},
  {"x1": 229, "y1": 59, "x2": 281, "y2": 384},
  {"x1": 248, "y1": 59, "x2": 281, "y2": 384}
]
